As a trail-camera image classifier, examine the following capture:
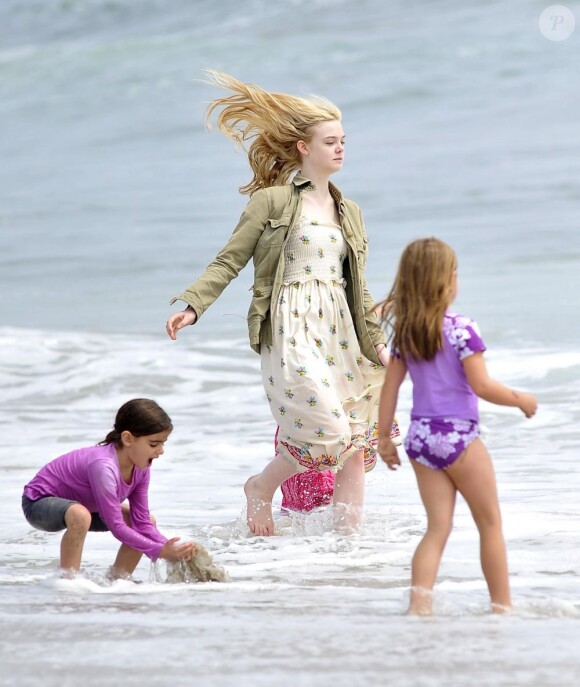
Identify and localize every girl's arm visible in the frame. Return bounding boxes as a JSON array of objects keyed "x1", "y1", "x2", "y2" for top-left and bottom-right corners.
[
  {"x1": 463, "y1": 352, "x2": 537, "y2": 418},
  {"x1": 127, "y1": 475, "x2": 195, "y2": 562},
  {"x1": 377, "y1": 356, "x2": 407, "y2": 469},
  {"x1": 363, "y1": 278, "x2": 388, "y2": 352},
  {"x1": 353, "y1": 206, "x2": 387, "y2": 352},
  {"x1": 374, "y1": 343, "x2": 390, "y2": 367},
  {"x1": 127, "y1": 472, "x2": 168, "y2": 545},
  {"x1": 88, "y1": 462, "x2": 168, "y2": 561},
  {"x1": 169, "y1": 189, "x2": 270, "y2": 322}
]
